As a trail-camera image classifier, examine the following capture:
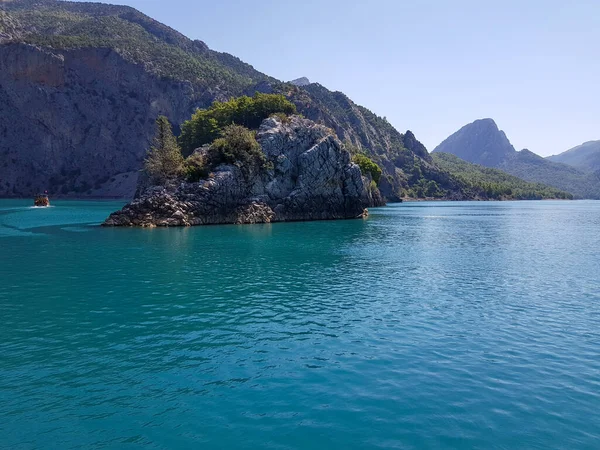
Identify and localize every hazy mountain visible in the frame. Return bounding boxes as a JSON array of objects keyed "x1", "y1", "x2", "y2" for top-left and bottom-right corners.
[
  {"x1": 432, "y1": 119, "x2": 515, "y2": 166},
  {"x1": 433, "y1": 119, "x2": 600, "y2": 199},
  {"x1": 432, "y1": 152, "x2": 572, "y2": 200},
  {"x1": 548, "y1": 141, "x2": 600, "y2": 173}
]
